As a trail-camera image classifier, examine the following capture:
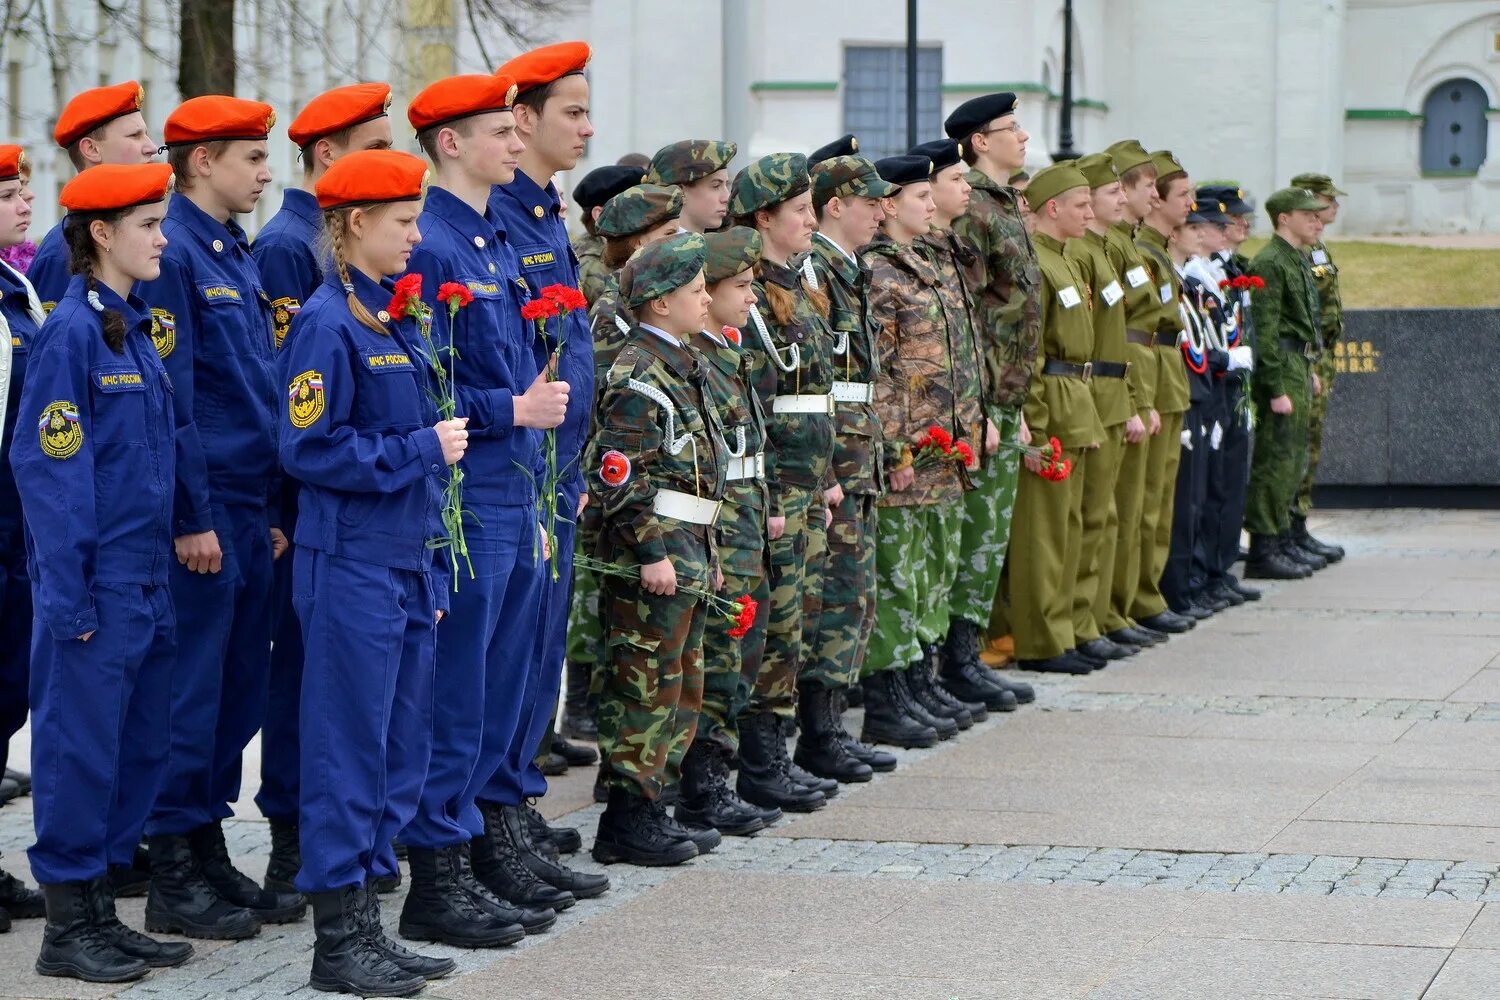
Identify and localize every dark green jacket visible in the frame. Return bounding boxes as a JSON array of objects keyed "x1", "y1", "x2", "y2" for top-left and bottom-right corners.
[
  {"x1": 1303, "y1": 240, "x2": 1343, "y2": 348},
  {"x1": 1249, "y1": 234, "x2": 1321, "y2": 400}
]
